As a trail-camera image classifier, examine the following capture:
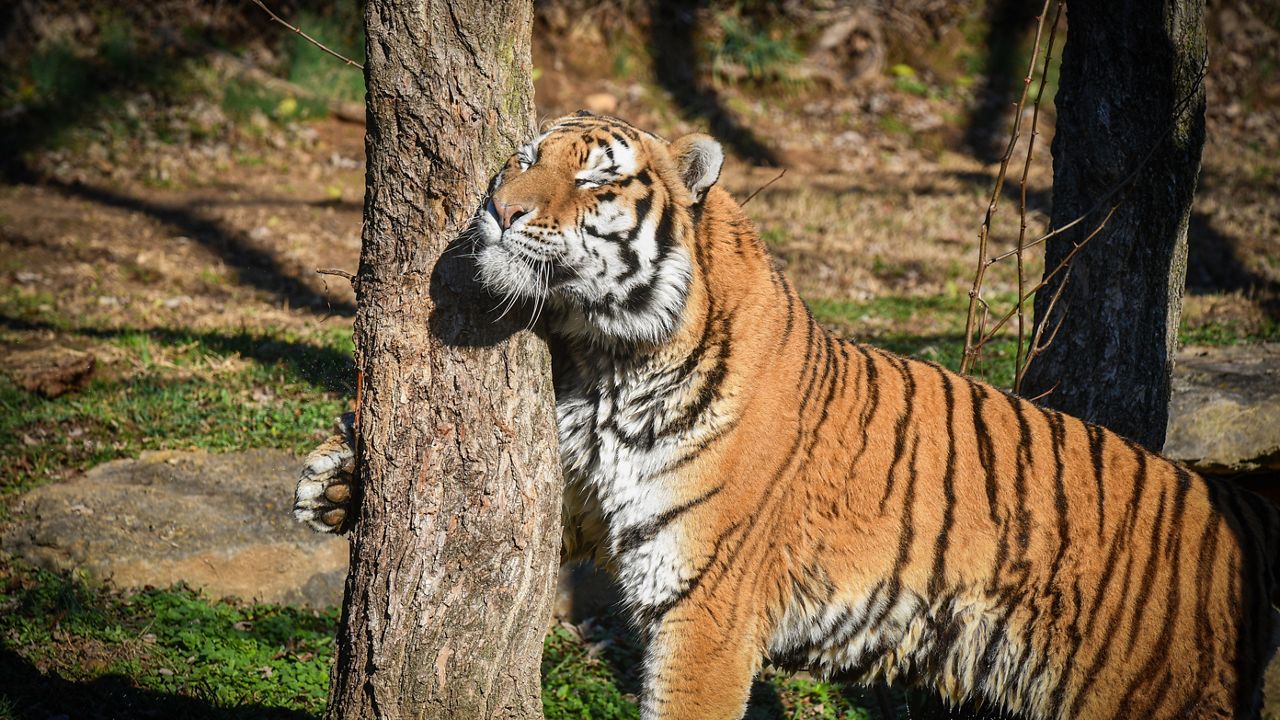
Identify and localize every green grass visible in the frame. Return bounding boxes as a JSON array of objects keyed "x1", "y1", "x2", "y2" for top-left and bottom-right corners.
[
  {"x1": 0, "y1": 557, "x2": 336, "y2": 719},
  {"x1": 221, "y1": 80, "x2": 332, "y2": 124},
  {"x1": 1179, "y1": 316, "x2": 1280, "y2": 346},
  {"x1": 1, "y1": 325, "x2": 352, "y2": 499},
  {"x1": 0, "y1": 559, "x2": 878, "y2": 720},
  {"x1": 221, "y1": 7, "x2": 365, "y2": 125},
  {"x1": 542, "y1": 624, "x2": 640, "y2": 720},
  {"x1": 285, "y1": 11, "x2": 365, "y2": 104},
  {"x1": 709, "y1": 13, "x2": 804, "y2": 87},
  {"x1": 806, "y1": 293, "x2": 1021, "y2": 388}
]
